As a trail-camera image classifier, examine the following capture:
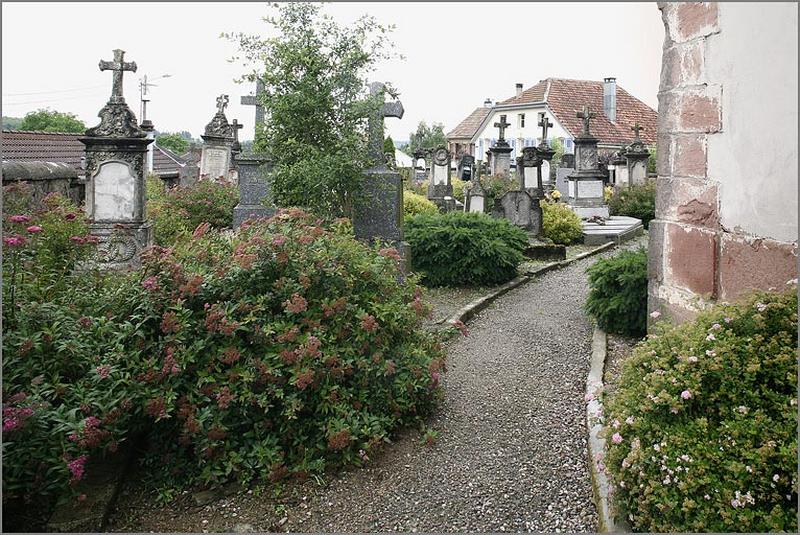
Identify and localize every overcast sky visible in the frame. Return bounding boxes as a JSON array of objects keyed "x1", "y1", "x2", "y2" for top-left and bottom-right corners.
[{"x1": 2, "y1": 2, "x2": 664, "y2": 141}]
